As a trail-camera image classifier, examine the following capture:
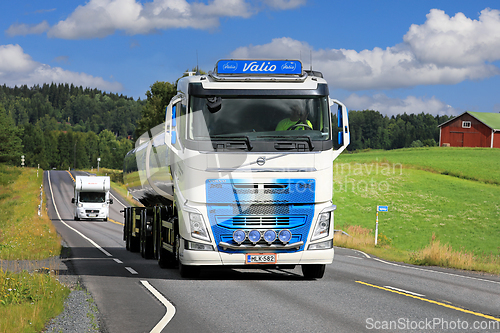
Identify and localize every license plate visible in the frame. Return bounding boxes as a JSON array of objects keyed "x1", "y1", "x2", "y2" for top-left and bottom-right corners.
[
  {"x1": 90, "y1": 214, "x2": 98, "y2": 218},
  {"x1": 245, "y1": 253, "x2": 276, "y2": 264}
]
